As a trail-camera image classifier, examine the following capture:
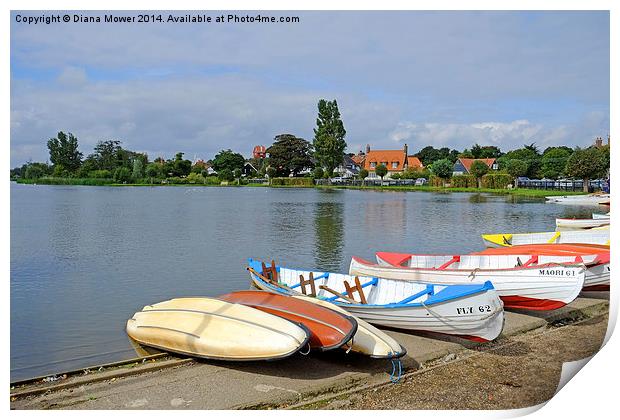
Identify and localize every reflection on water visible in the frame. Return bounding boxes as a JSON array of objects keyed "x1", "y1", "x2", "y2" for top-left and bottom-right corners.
[
  {"x1": 314, "y1": 201, "x2": 344, "y2": 272},
  {"x1": 10, "y1": 183, "x2": 606, "y2": 380}
]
